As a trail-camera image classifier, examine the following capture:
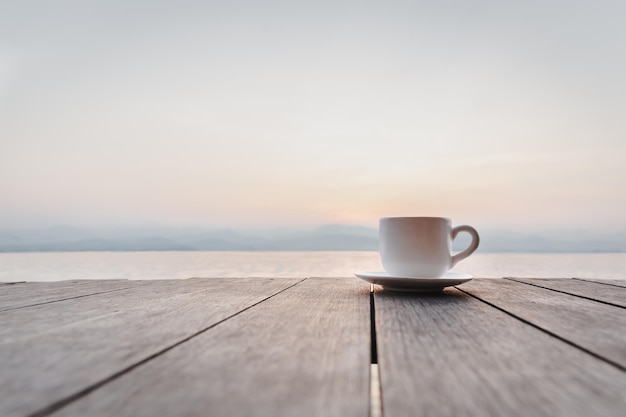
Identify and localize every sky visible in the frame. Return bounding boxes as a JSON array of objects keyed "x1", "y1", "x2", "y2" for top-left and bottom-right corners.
[{"x1": 1, "y1": 0, "x2": 625, "y2": 233}]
